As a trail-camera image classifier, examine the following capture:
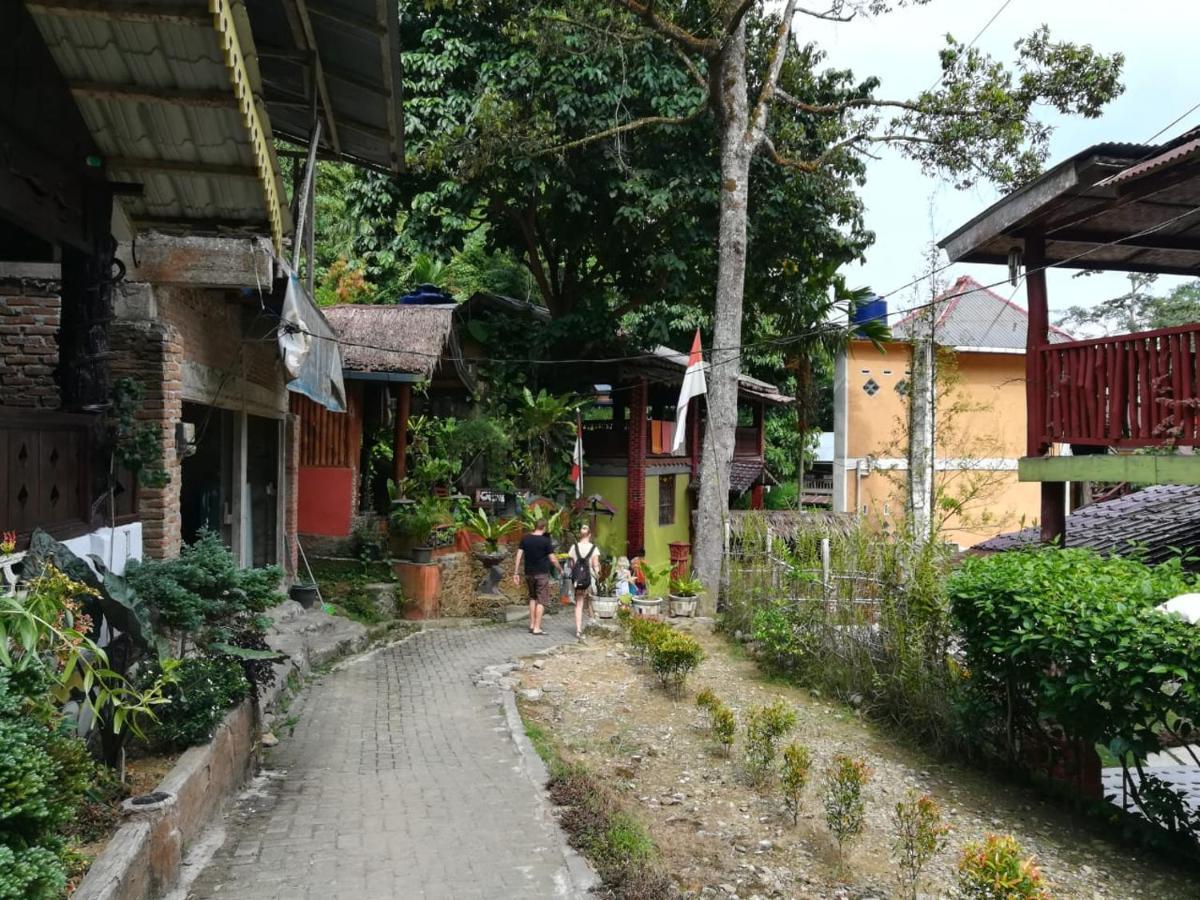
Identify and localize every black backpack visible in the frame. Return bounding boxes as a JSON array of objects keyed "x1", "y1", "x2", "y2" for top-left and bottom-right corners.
[{"x1": 570, "y1": 543, "x2": 596, "y2": 588}]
